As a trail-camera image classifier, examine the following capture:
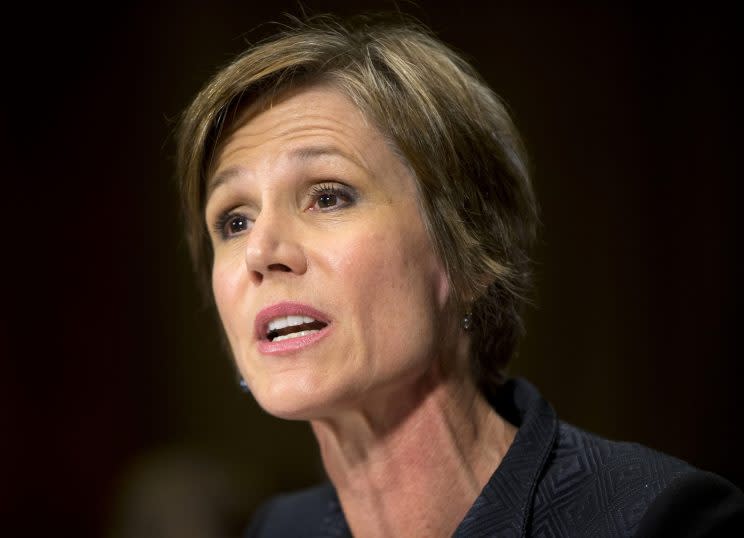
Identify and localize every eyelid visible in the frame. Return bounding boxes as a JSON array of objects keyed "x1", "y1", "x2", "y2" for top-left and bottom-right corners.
[
  {"x1": 212, "y1": 208, "x2": 253, "y2": 240},
  {"x1": 306, "y1": 181, "x2": 357, "y2": 210}
]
